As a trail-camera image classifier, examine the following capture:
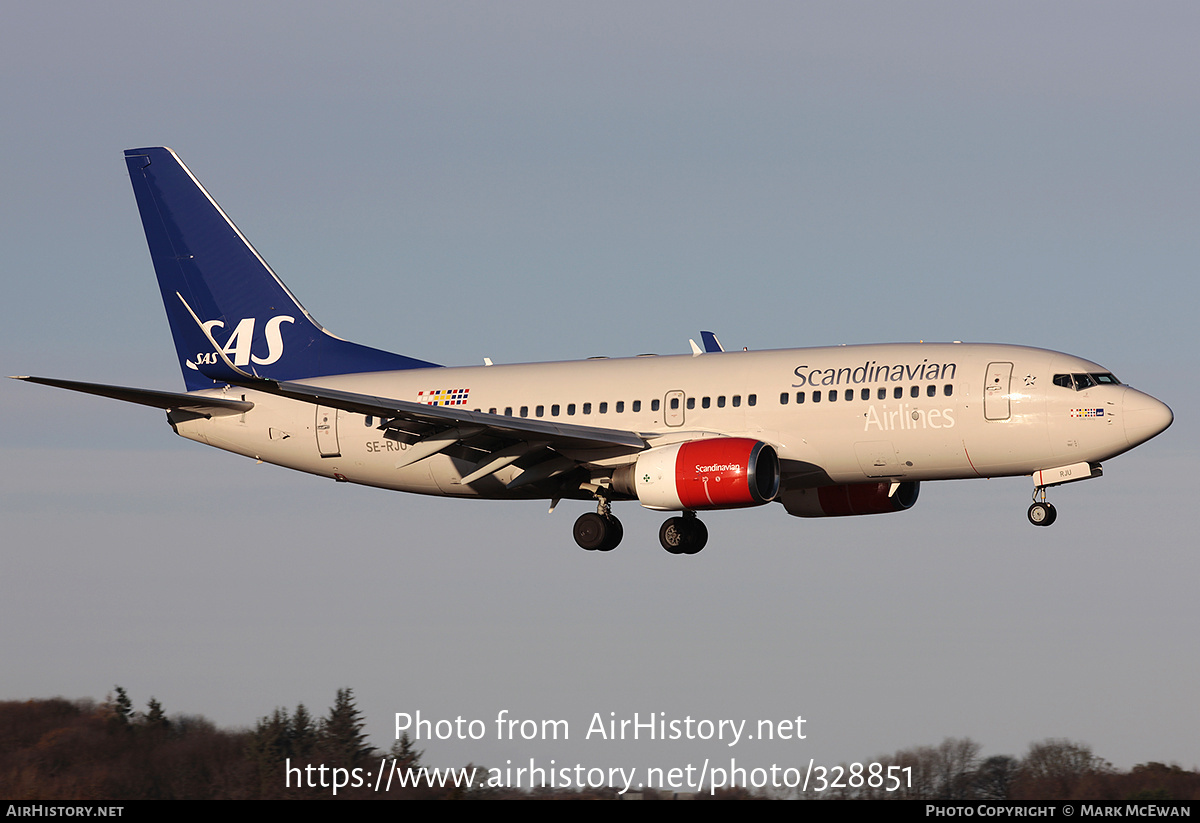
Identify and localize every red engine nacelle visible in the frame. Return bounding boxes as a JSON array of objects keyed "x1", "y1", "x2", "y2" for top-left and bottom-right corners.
[
  {"x1": 614, "y1": 438, "x2": 780, "y2": 511},
  {"x1": 780, "y1": 481, "x2": 920, "y2": 518}
]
